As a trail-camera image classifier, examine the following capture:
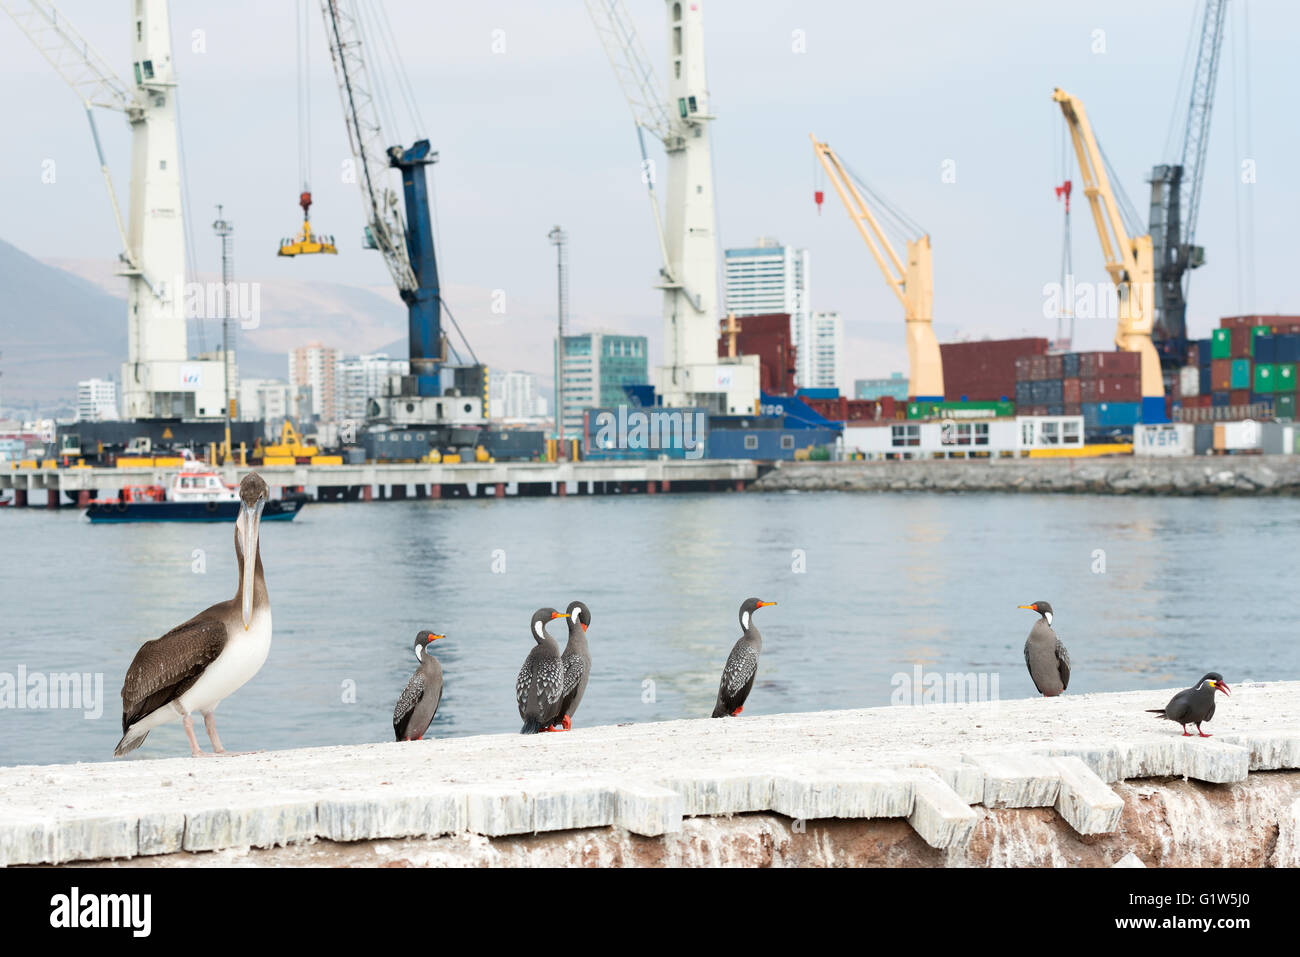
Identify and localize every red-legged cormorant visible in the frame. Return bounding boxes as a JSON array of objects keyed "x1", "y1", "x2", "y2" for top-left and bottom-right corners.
[
  {"x1": 1018, "y1": 600, "x2": 1070, "y2": 697},
  {"x1": 1146, "y1": 673, "x2": 1230, "y2": 736},
  {"x1": 711, "y1": 598, "x2": 776, "y2": 718},
  {"x1": 556, "y1": 600, "x2": 592, "y2": 731},
  {"x1": 115, "y1": 472, "x2": 272, "y2": 757},
  {"x1": 516, "y1": 608, "x2": 568, "y2": 734},
  {"x1": 393, "y1": 630, "x2": 445, "y2": 741}
]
